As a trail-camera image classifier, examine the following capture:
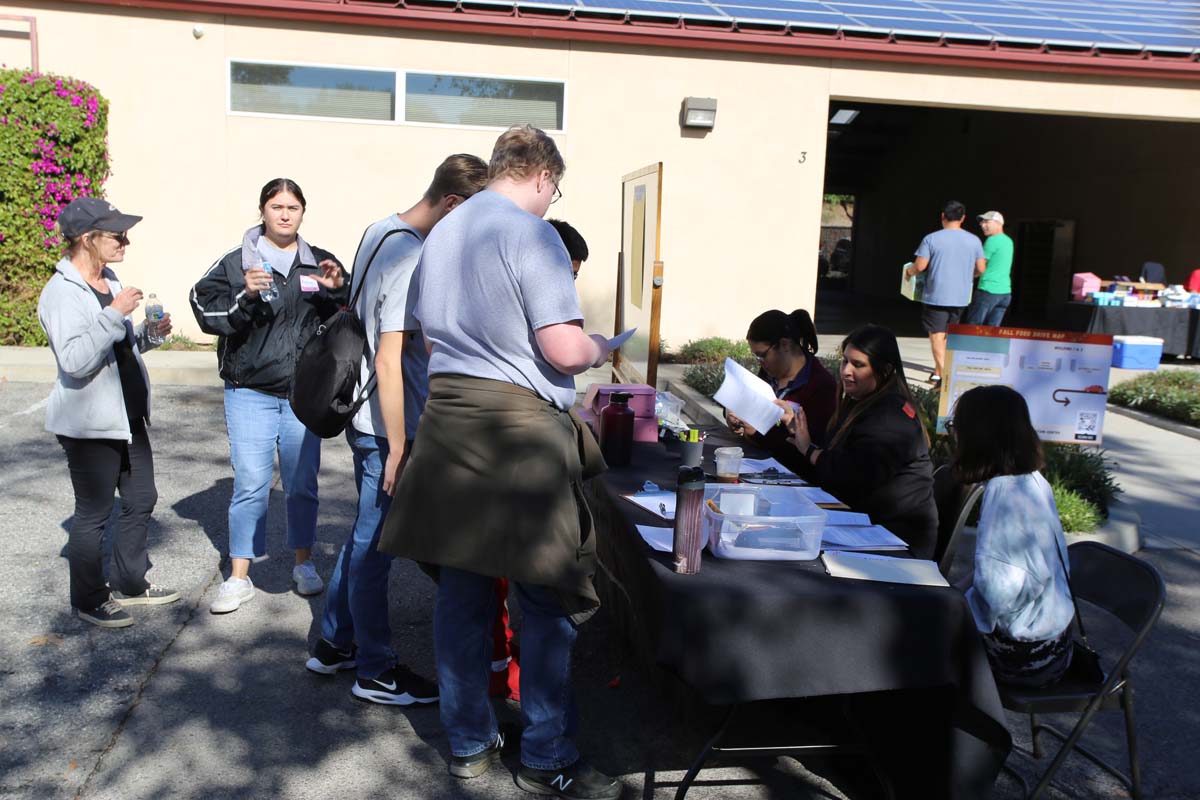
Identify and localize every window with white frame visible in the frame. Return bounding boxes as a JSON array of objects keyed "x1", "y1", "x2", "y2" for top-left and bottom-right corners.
[
  {"x1": 230, "y1": 61, "x2": 396, "y2": 121},
  {"x1": 404, "y1": 73, "x2": 564, "y2": 130},
  {"x1": 228, "y1": 61, "x2": 565, "y2": 130}
]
